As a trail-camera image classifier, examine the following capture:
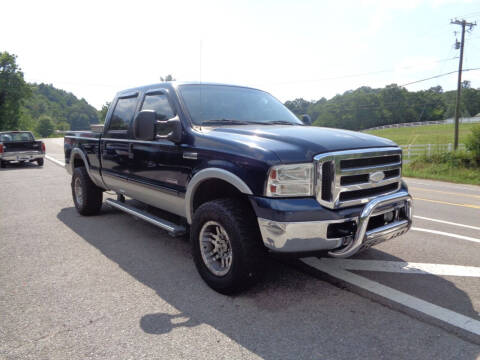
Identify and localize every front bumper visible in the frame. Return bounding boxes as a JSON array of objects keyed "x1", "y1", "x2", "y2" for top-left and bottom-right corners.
[
  {"x1": 0, "y1": 151, "x2": 44, "y2": 162},
  {"x1": 257, "y1": 190, "x2": 412, "y2": 257}
]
